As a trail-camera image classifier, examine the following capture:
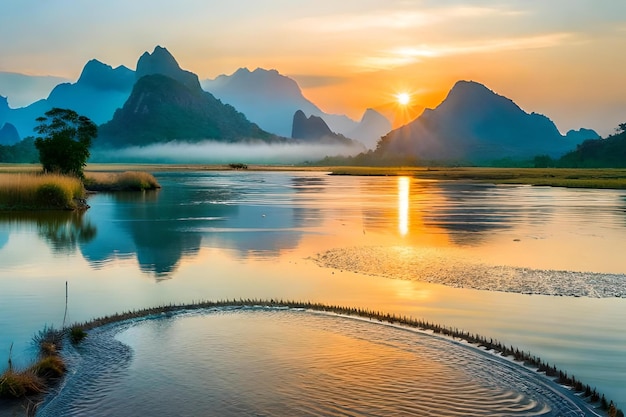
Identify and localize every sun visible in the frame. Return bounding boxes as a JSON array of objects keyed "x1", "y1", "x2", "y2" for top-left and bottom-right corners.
[{"x1": 397, "y1": 92, "x2": 410, "y2": 105}]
